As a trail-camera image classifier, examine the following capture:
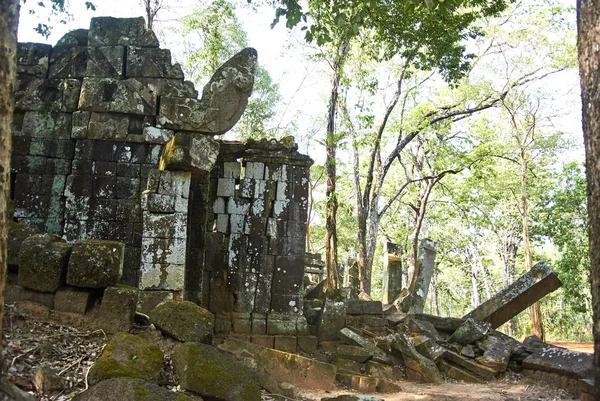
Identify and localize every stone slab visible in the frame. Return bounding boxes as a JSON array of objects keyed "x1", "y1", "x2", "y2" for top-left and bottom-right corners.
[{"x1": 463, "y1": 261, "x2": 562, "y2": 329}]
